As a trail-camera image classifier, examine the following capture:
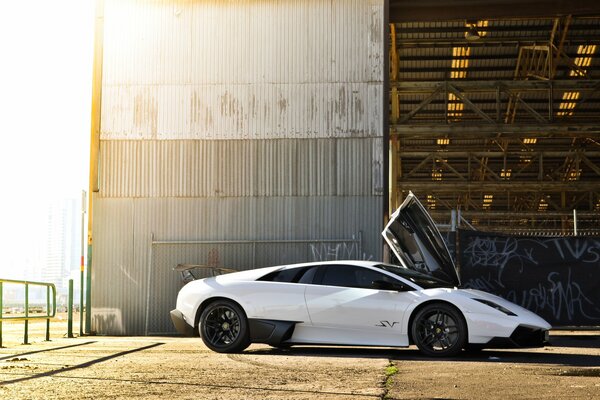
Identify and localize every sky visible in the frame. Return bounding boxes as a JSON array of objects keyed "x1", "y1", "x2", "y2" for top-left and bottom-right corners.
[{"x1": 0, "y1": 1, "x2": 94, "y2": 279}]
